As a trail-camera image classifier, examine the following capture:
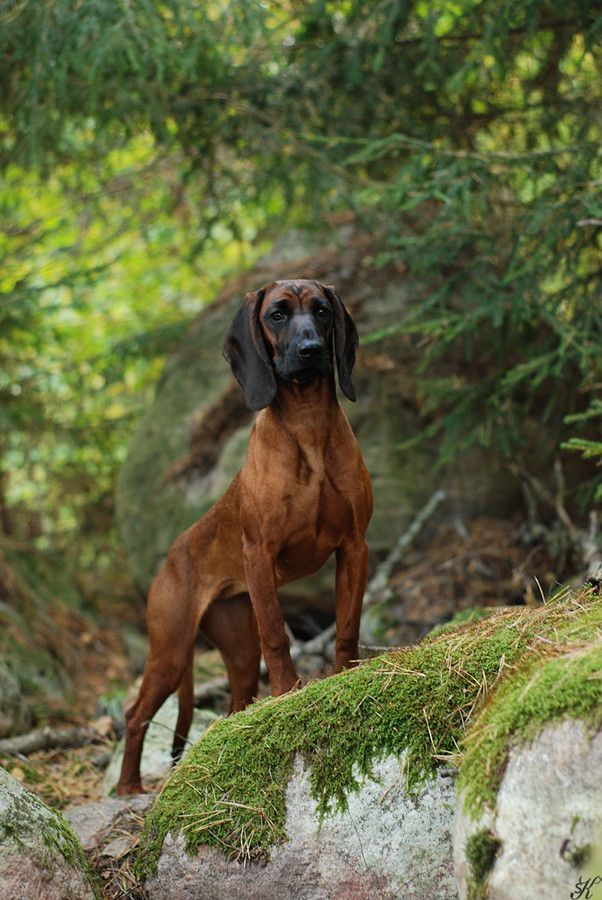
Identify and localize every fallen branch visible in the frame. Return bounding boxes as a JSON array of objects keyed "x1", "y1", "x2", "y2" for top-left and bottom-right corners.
[
  {"x1": 363, "y1": 488, "x2": 447, "y2": 607},
  {"x1": 0, "y1": 725, "x2": 105, "y2": 757}
]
